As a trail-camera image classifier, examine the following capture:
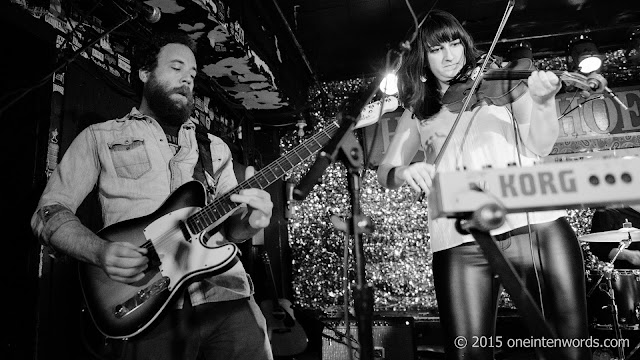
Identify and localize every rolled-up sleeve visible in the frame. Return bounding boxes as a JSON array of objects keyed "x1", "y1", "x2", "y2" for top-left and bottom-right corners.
[
  {"x1": 31, "y1": 126, "x2": 101, "y2": 244},
  {"x1": 31, "y1": 205, "x2": 80, "y2": 245}
]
